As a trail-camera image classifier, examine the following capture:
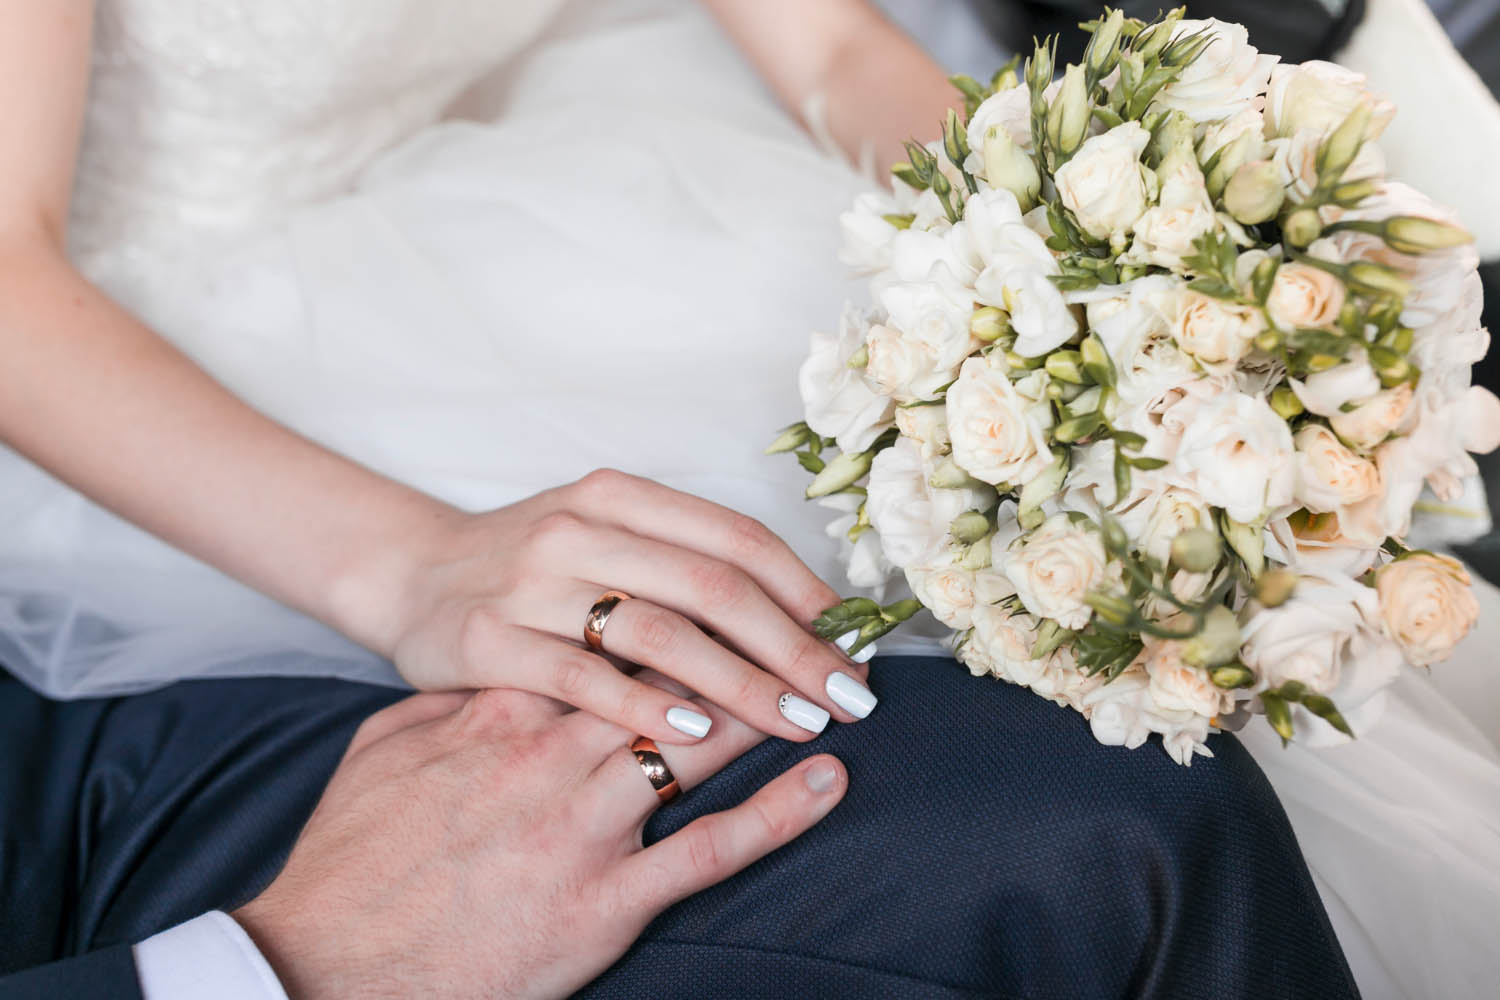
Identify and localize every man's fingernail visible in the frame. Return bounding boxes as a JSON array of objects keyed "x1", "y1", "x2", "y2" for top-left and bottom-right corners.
[
  {"x1": 825, "y1": 672, "x2": 877, "y2": 719},
  {"x1": 779, "y1": 693, "x2": 830, "y2": 734},
  {"x1": 834, "y1": 632, "x2": 878, "y2": 663},
  {"x1": 666, "y1": 707, "x2": 712, "y2": 739},
  {"x1": 805, "y1": 759, "x2": 840, "y2": 794}
]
